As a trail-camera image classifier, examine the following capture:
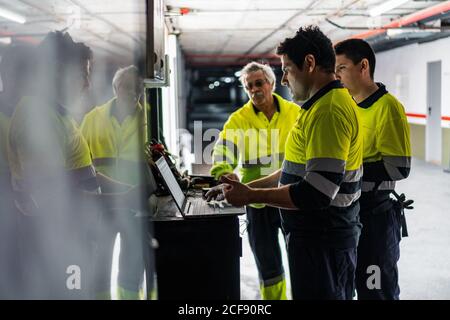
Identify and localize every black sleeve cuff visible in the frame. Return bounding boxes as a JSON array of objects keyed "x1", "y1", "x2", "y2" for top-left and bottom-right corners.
[
  {"x1": 363, "y1": 161, "x2": 391, "y2": 181},
  {"x1": 364, "y1": 160, "x2": 410, "y2": 181},
  {"x1": 289, "y1": 180, "x2": 332, "y2": 211}
]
